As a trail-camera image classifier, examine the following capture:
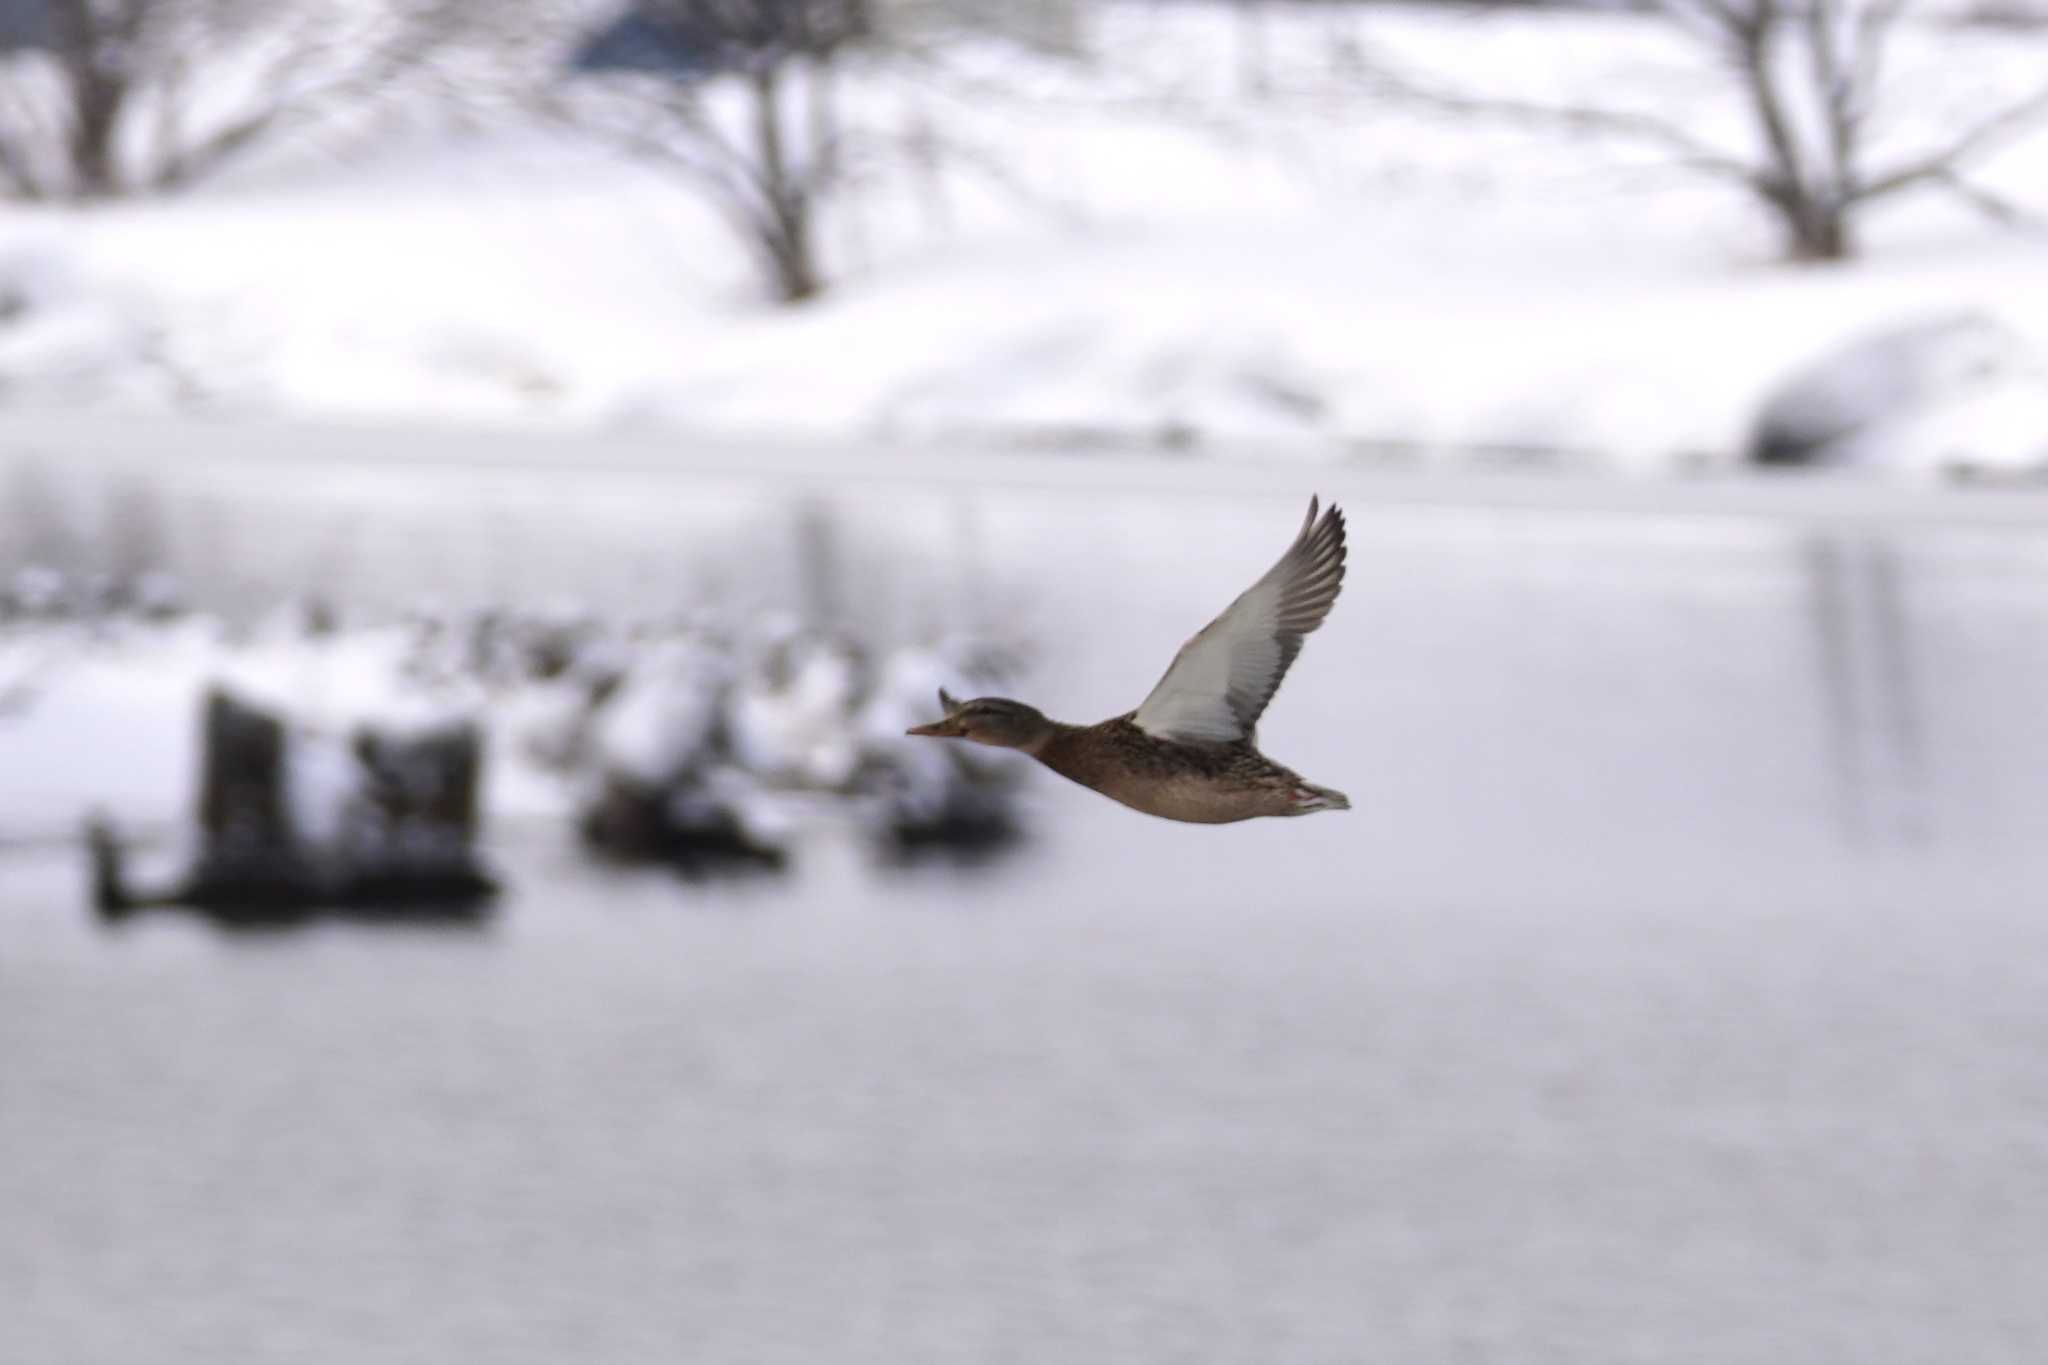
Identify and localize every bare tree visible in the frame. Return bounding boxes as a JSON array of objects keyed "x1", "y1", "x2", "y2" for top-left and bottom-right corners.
[
  {"x1": 554, "y1": 0, "x2": 874, "y2": 304},
  {"x1": 0, "y1": 0, "x2": 485, "y2": 201},
  {"x1": 1371, "y1": 0, "x2": 2048, "y2": 262}
]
